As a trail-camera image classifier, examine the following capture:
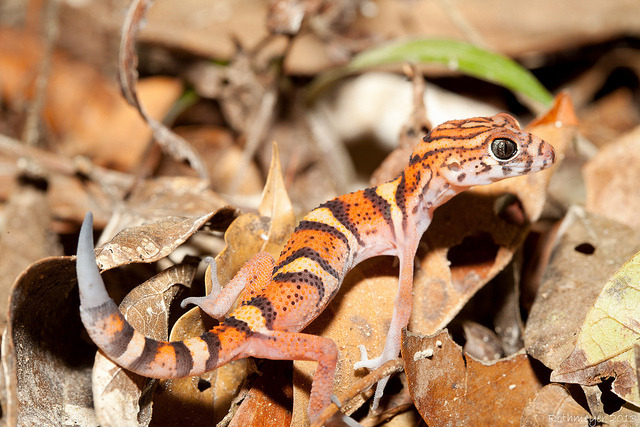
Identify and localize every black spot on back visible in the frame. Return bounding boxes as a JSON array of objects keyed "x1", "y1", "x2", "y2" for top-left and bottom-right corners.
[
  {"x1": 223, "y1": 316, "x2": 253, "y2": 335},
  {"x1": 272, "y1": 270, "x2": 325, "y2": 305},
  {"x1": 319, "y1": 199, "x2": 364, "y2": 245}
]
